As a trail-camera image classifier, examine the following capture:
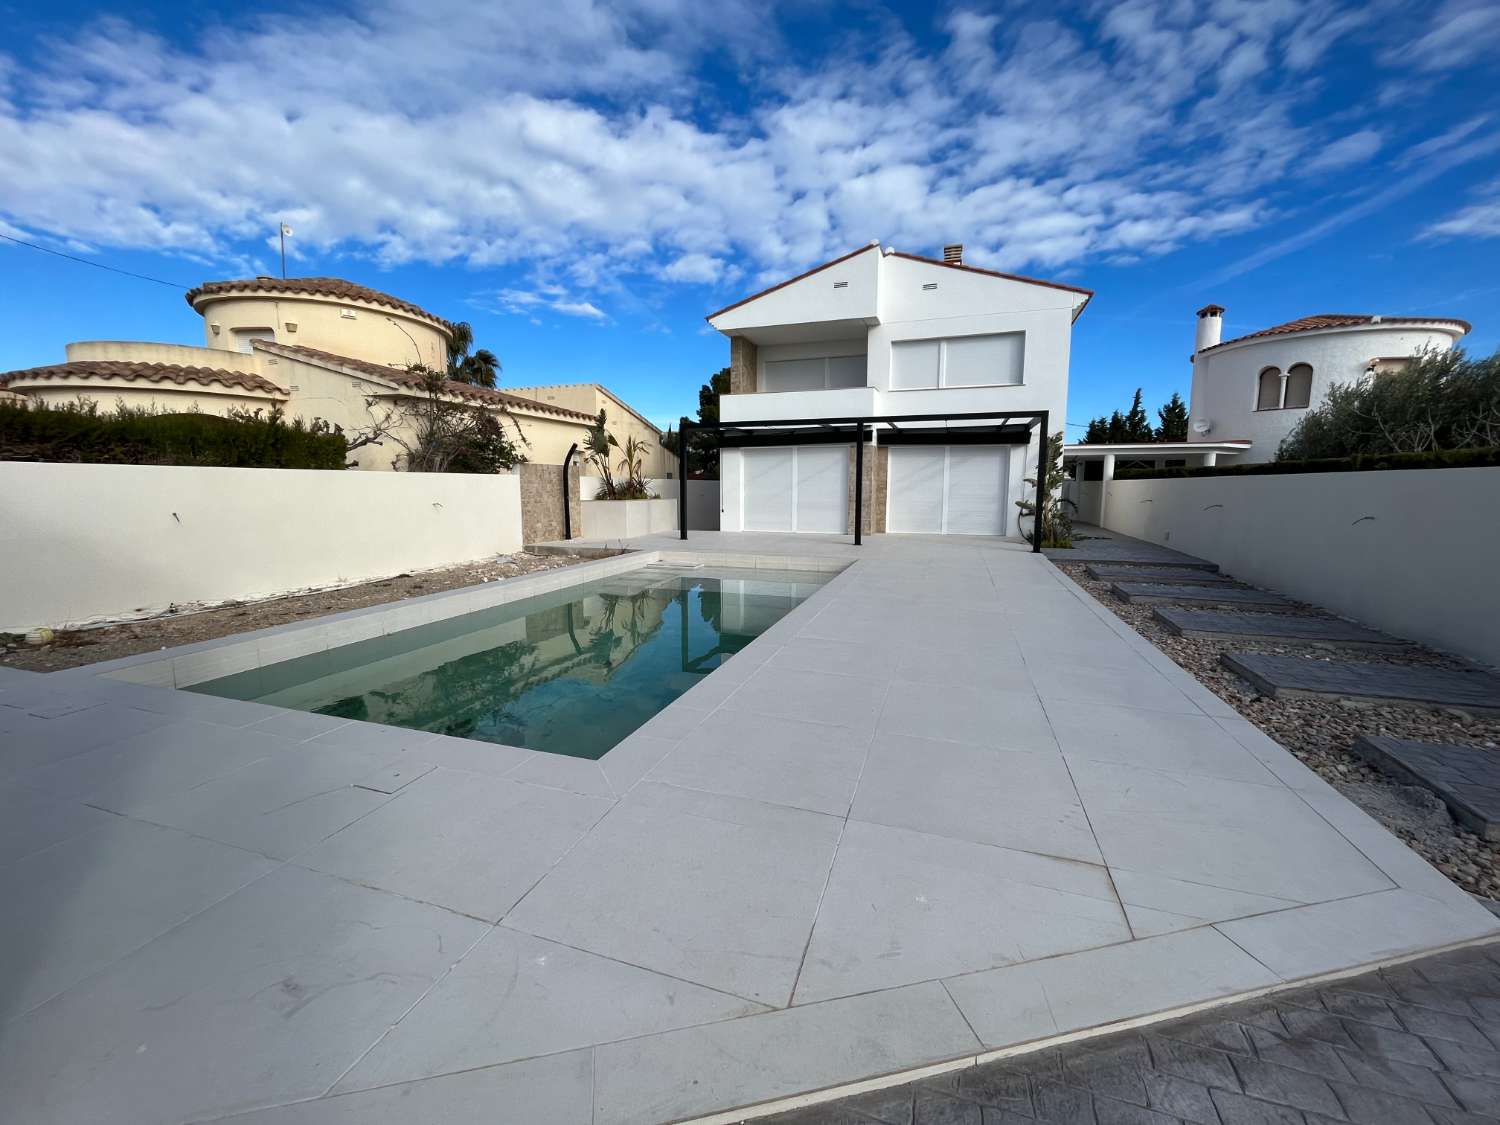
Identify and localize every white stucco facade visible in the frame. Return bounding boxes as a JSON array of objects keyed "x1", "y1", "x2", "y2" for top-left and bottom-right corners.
[
  {"x1": 707, "y1": 243, "x2": 1090, "y2": 538},
  {"x1": 1188, "y1": 313, "x2": 1469, "y2": 462}
]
